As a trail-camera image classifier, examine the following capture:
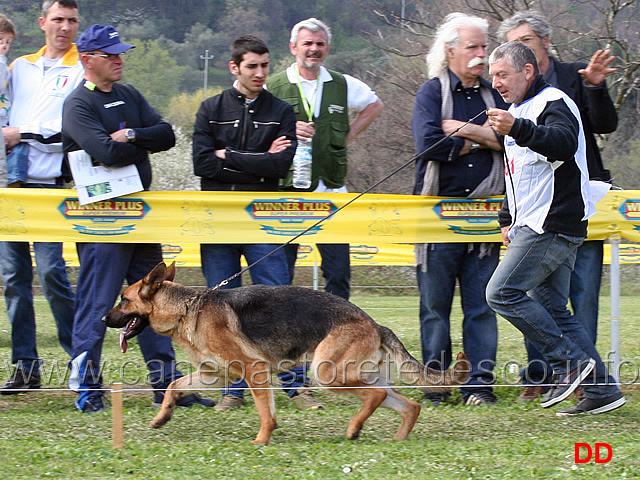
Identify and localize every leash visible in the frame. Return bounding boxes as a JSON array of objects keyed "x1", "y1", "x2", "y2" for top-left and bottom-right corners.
[{"x1": 212, "y1": 109, "x2": 490, "y2": 290}]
